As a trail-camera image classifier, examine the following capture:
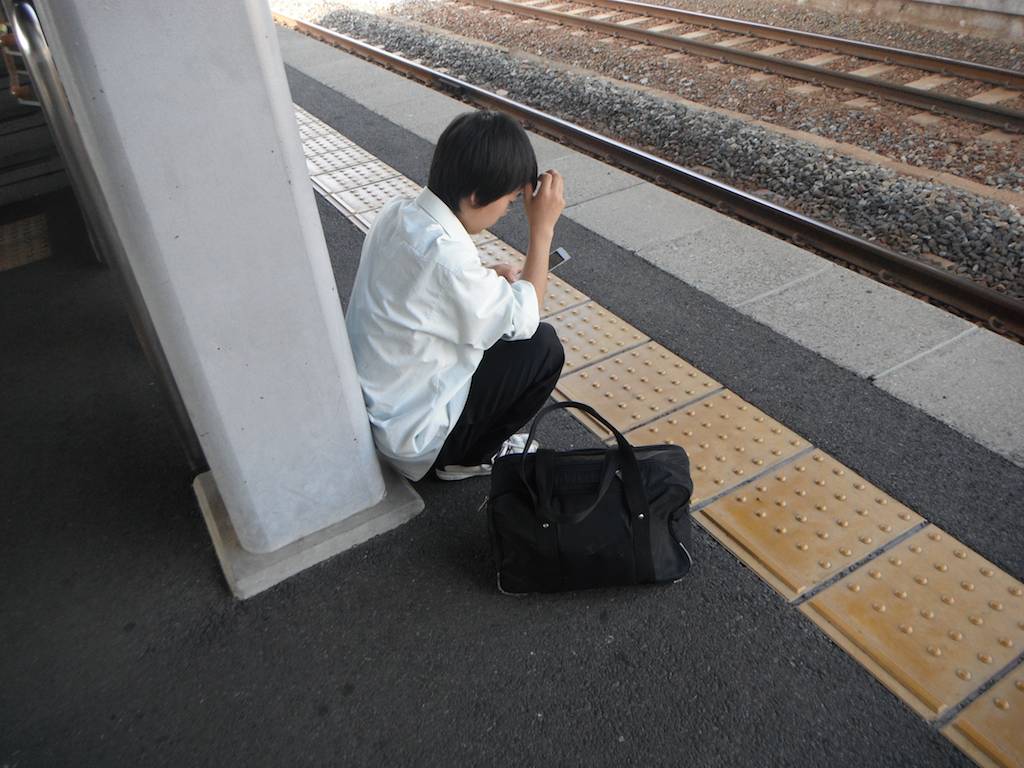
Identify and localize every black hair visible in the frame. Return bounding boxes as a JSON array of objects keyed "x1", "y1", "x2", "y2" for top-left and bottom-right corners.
[{"x1": 427, "y1": 111, "x2": 538, "y2": 214}]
